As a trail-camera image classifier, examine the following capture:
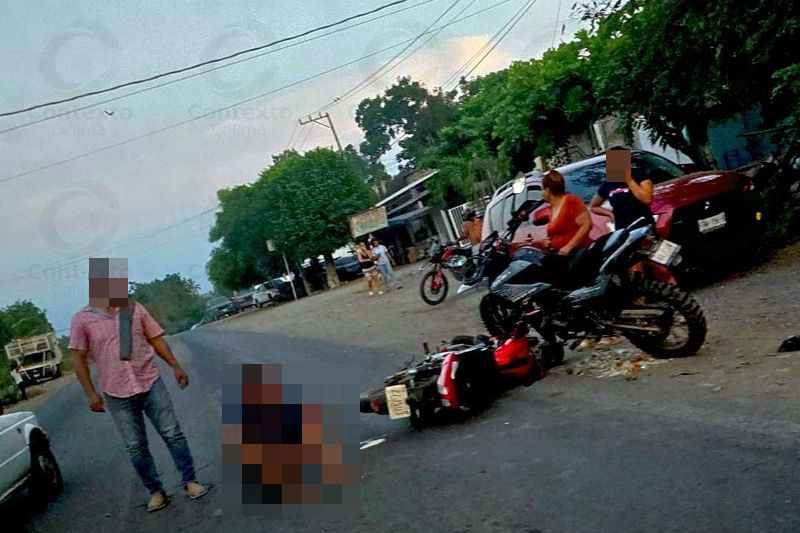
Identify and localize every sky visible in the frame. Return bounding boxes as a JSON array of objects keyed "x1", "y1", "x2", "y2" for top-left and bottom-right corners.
[{"x1": 0, "y1": 0, "x2": 584, "y2": 332}]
